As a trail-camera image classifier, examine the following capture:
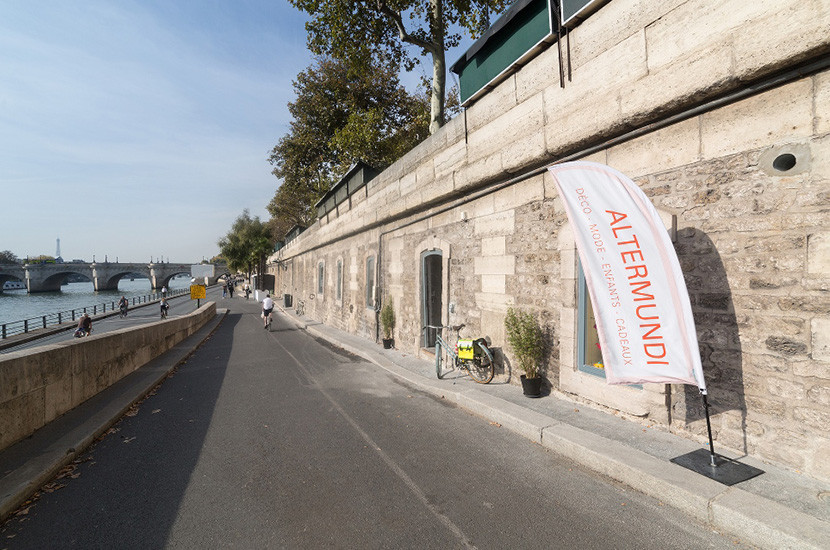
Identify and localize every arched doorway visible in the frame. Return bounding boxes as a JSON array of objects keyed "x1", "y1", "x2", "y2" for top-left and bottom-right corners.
[{"x1": 421, "y1": 250, "x2": 443, "y2": 348}]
